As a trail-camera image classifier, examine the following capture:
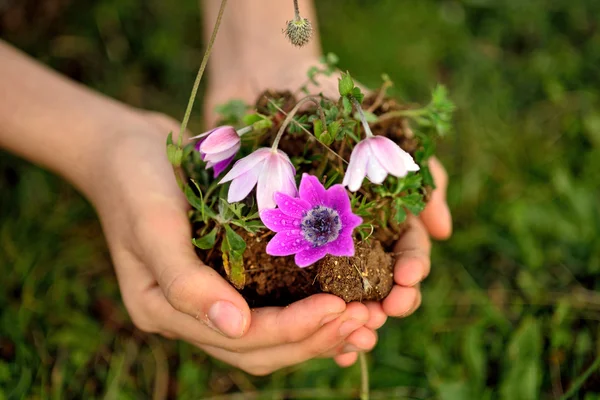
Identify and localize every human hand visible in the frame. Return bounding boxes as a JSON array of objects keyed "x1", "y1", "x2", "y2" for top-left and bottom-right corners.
[
  {"x1": 204, "y1": 62, "x2": 452, "y2": 367},
  {"x1": 79, "y1": 111, "x2": 383, "y2": 375}
]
